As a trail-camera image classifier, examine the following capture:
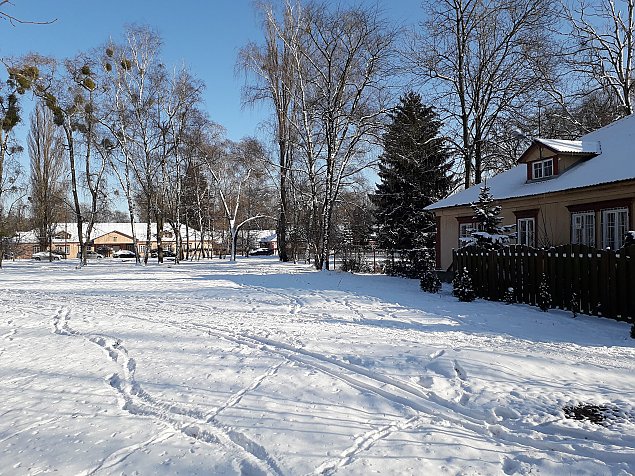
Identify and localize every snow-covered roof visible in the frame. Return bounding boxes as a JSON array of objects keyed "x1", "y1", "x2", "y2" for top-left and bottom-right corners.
[
  {"x1": 16, "y1": 222, "x2": 210, "y2": 244},
  {"x1": 427, "y1": 113, "x2": 635, "y2": 210},
  {"x1": 253, "y1": 229, "x2": 277, "y2": 243},
  {"x1": 534, "y1": 138, "x2": 601, "y2": 155}
]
